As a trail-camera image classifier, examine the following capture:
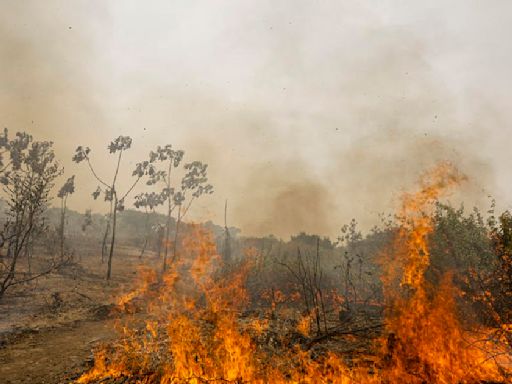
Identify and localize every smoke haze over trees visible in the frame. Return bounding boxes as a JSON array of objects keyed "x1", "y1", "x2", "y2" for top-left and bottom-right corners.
[{"x1": 1, "y1": 1, "x2": 511, "y2": 238}]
